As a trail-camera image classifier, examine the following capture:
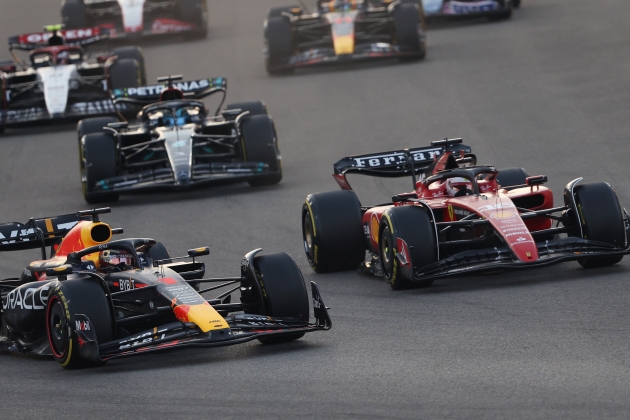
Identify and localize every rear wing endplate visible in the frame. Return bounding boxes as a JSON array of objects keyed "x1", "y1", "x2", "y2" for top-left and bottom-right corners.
[{"x1": 0, "y1": 212, "x2": 87, "y2": 252}]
